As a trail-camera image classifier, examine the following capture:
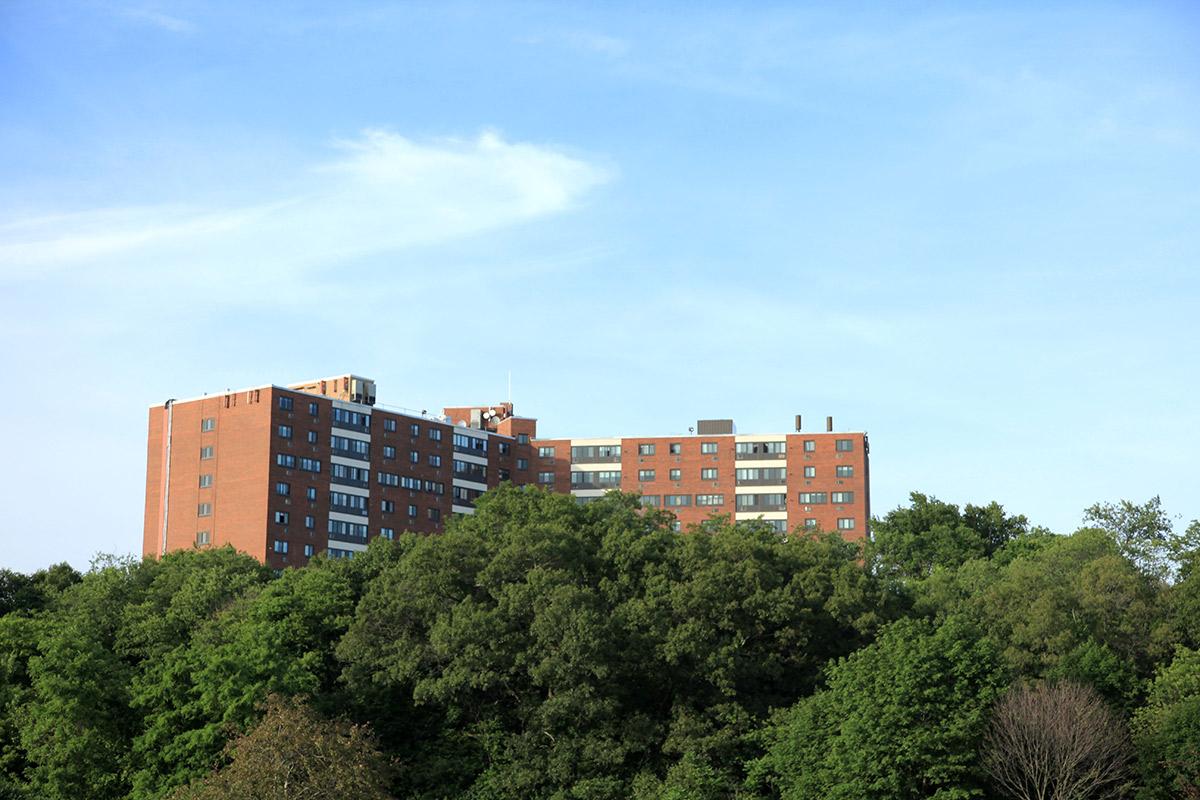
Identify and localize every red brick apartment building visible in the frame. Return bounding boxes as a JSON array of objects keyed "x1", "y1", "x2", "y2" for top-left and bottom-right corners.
[{"x1": 144, "y1": 374, "x2": 870, "y2": 569}]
